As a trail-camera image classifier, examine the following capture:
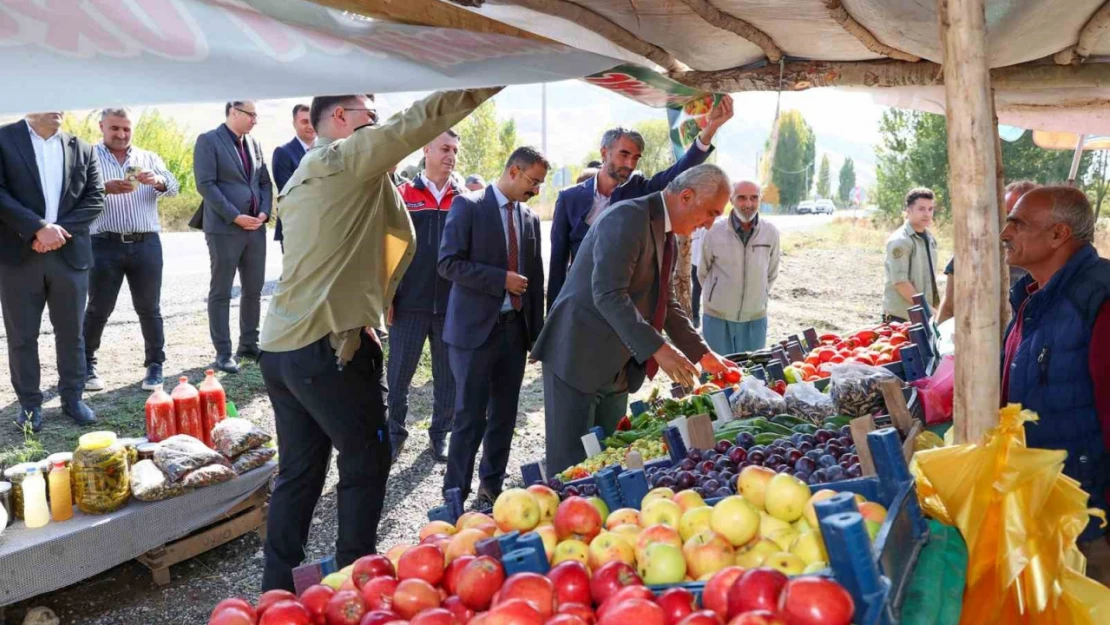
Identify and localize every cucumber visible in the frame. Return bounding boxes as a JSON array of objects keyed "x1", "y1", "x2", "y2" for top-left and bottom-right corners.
[
  {"x1": 792, "y1": 424, "x2": 818, "y2": 435},
  {"x1": 771, "y1": 415, "x2": 810, "y2": 427},
  {"x1": 761, "y1": 422, "x2": 796, "y2": 436},
  {"x1": 754, "y1": 433, "x2": 783, "y2": 445}
]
